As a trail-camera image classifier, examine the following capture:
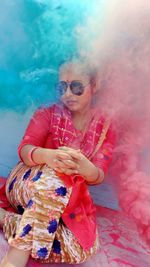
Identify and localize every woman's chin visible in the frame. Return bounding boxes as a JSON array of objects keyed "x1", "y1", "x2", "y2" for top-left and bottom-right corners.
[
  {"x1": 64, "y1": 103, "x2": 79, "y2": 112},
  {"x1": 67, "y1": 106, "x2": 79, "y2": 112}
]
